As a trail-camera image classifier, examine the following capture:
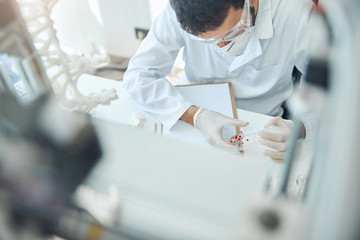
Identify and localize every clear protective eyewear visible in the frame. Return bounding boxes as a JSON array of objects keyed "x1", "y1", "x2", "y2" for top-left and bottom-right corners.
[{"x1": 187, "y1": 0, "x2": 252, "y2": 44}]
